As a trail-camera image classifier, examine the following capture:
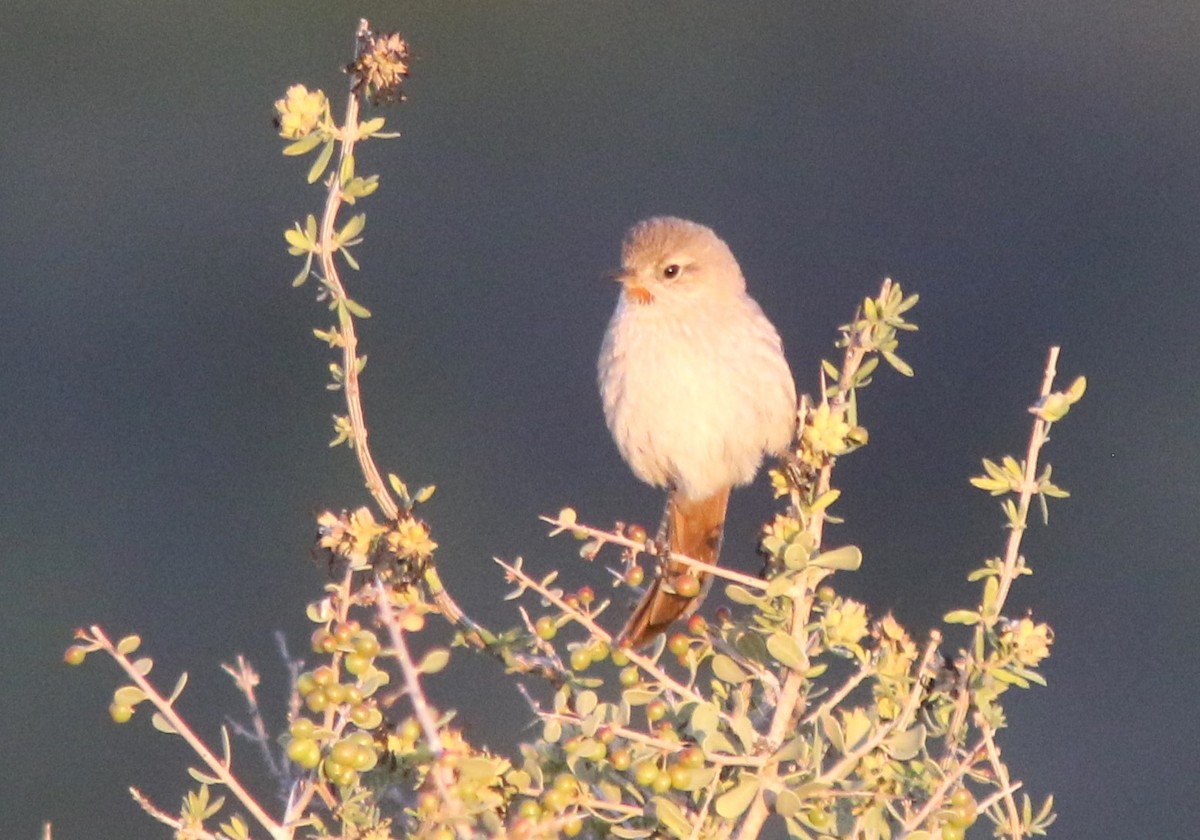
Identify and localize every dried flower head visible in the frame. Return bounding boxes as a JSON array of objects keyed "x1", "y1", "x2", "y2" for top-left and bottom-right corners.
[
  {"x1": 274, "y1": 84, "x2": 328, "y2": 139},
  {"x1": 349, "y1": 25, "x2": 410, "y2": 106}
]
